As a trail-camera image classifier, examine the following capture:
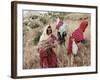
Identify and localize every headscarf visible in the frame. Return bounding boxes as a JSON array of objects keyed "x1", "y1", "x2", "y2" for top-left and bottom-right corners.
[
  {"x1": 39, "y1": 25, "x2": 51, "y2": 42},
  {"x1": 72, "y1": 20, "x2": 88, "y2": 42},
  {"x1": 79, "y1": 20, "x2": 88, "y2": 32},
  {"x1": 67, "y1": 20, "x2": 88, "y2": 55},
  {"x1": 56, "y1": 20, "x2": 64, "y2": 30}
]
